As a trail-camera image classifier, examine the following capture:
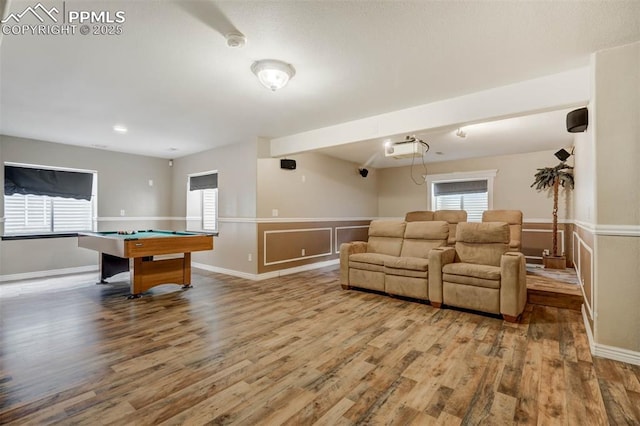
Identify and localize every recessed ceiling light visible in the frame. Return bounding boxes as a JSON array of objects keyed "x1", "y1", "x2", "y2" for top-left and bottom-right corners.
[{"x1": 113, "y1": 125, "x2": 128, "y2": 134}]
